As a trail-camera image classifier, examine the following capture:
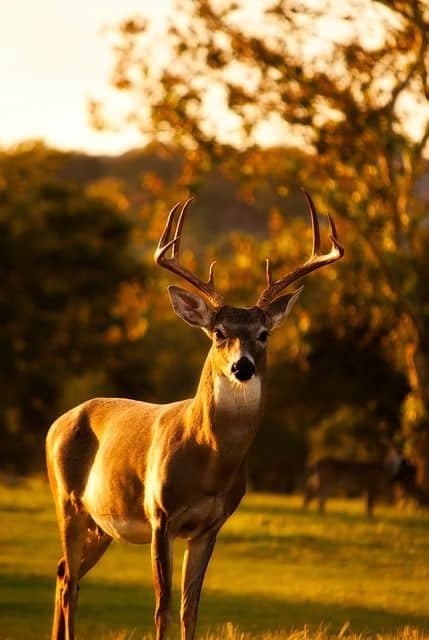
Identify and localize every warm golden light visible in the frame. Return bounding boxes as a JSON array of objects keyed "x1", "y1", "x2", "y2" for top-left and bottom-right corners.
[{"x1": 0, "y1": 0, "x2": 171, "y2": 154}]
